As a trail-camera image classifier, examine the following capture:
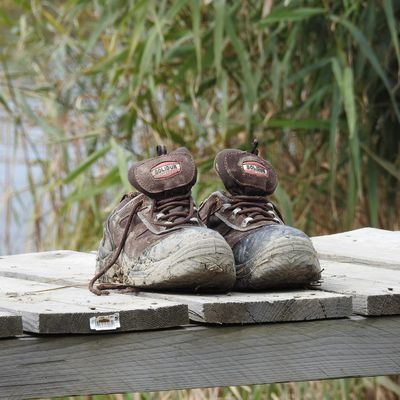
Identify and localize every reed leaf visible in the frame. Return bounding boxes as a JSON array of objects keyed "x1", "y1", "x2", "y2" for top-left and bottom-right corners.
[
  {"x1": 335, "y1": 16, "x2": 400, "y2": 122},
  {"x1": 259, "y1": 7, "x2": 326, "y2": 25},
  {"x1": 213, "y1": 0, "x2": 225, "y2": 79},
  {"x1": 63, "y1": 144, "x2": 112, "y2": 184}
]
